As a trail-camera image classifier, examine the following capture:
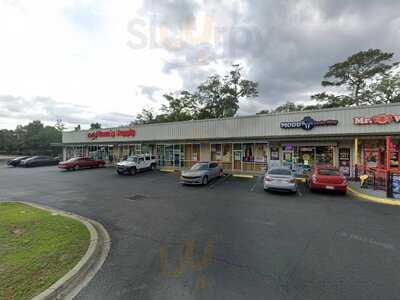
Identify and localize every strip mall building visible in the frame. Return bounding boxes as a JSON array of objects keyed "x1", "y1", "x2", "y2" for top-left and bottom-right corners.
[{"x1": 62, "y1": 103, "x2": 400, "y2": 177}]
